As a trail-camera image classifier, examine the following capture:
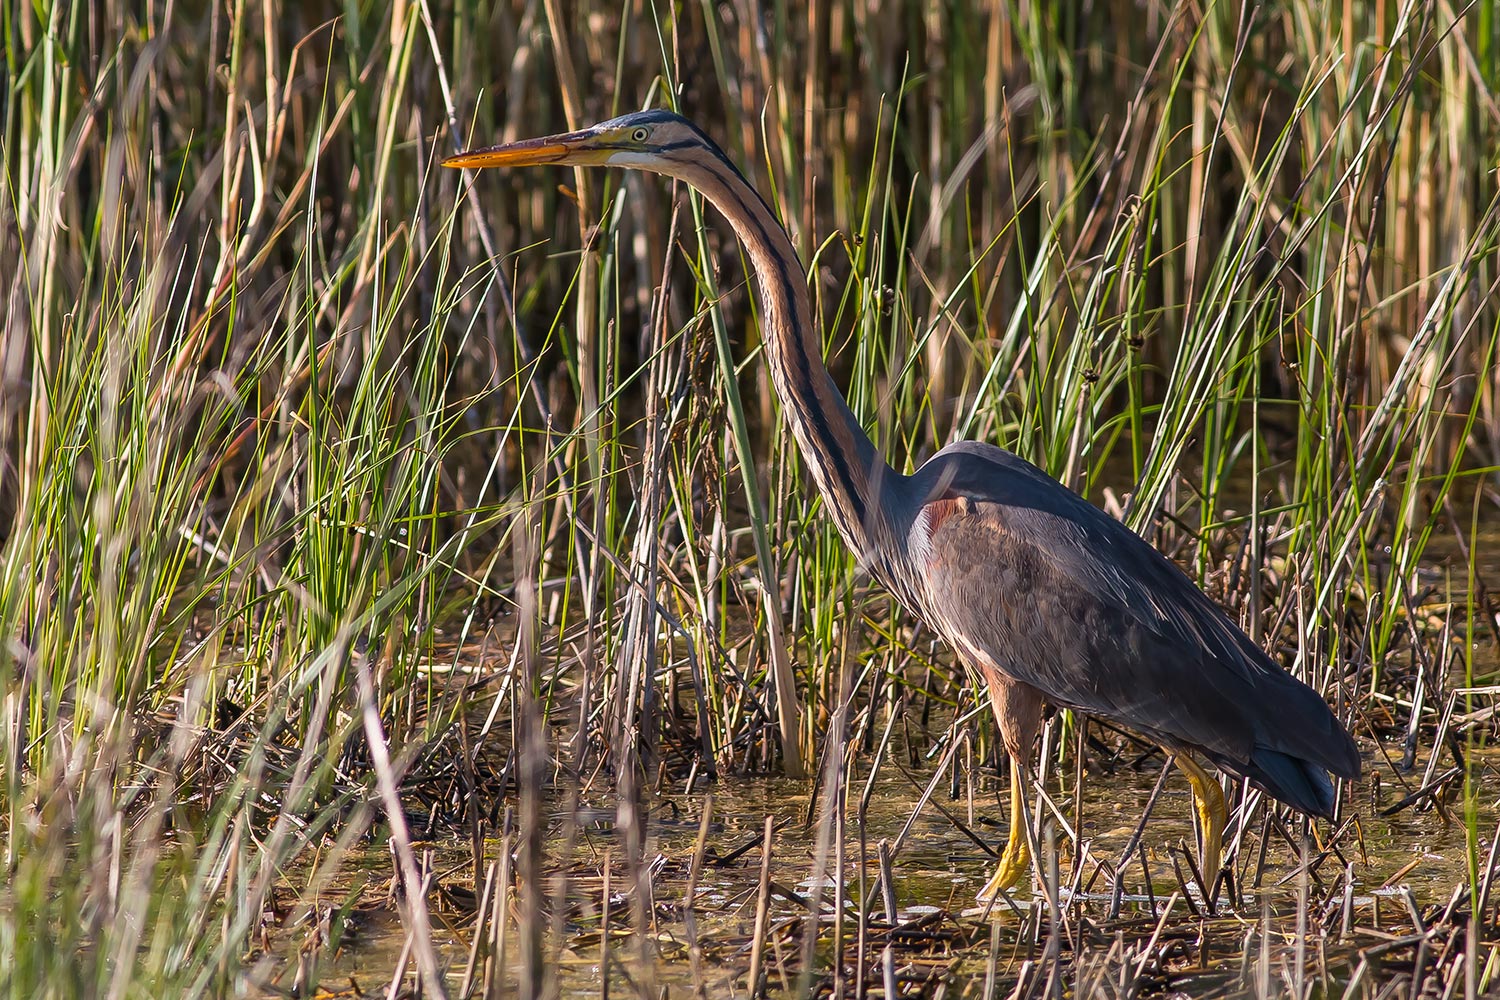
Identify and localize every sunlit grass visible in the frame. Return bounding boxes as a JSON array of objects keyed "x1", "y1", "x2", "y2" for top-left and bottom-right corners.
[{"x1": 2, "y1": 0, "x2": 1498, "y2": 995}]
